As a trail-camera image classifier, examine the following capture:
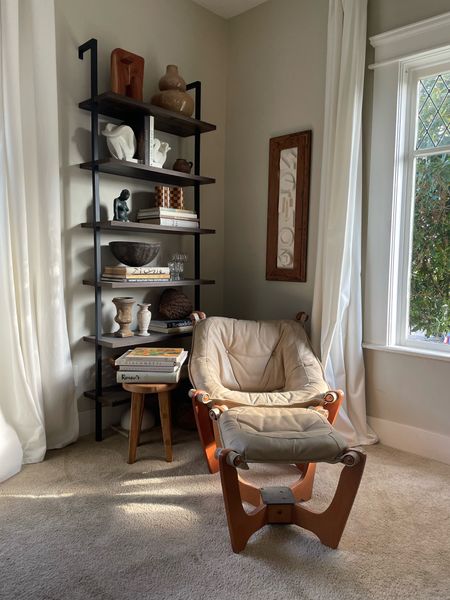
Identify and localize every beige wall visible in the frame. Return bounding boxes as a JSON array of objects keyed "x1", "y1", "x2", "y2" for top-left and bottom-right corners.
[
  {"x1": 363, "y1": 0, "x2": 450, "y2": 438},
  {"x1": 54, "y1": 0, "x2": 228, "y2": 422},
  {"x1": 224, "y1": 0, "x2": 328, "y2": 320}
]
